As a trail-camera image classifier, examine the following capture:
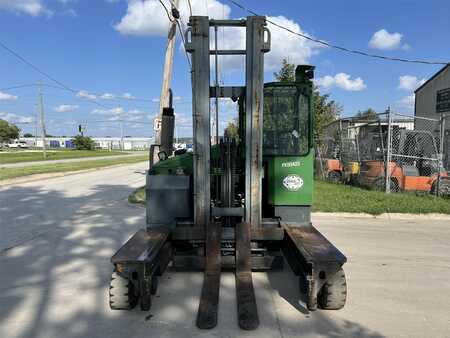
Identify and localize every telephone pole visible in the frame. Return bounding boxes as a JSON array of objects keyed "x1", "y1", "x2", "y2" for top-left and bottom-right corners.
[
  {"x1": 38, "y1": 81, "x2": 47, "y2": 159},
  {"x1": 155, "y1": 0, "x2": 179, "y2": 145},
  {"x1": 120, "y1": 107, "x2": 124, "y2": 151}
]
